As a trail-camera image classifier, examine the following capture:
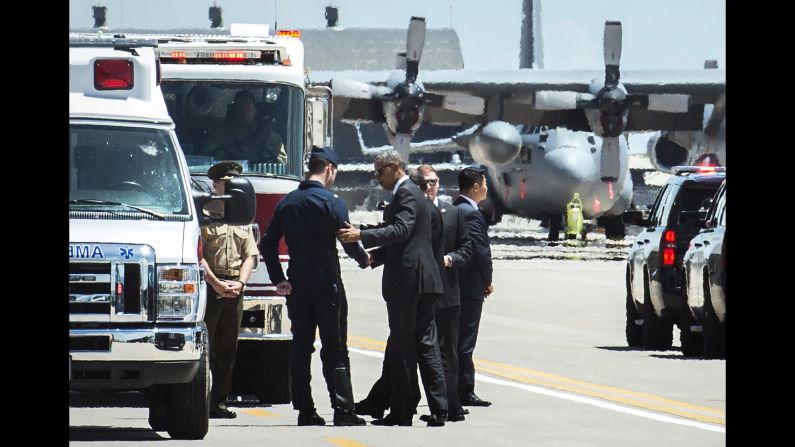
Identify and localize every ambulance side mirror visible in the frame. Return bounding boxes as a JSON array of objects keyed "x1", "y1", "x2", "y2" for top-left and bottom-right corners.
[{"x1": 192, "y1": 177, "x2": 256, "y2": 226}]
